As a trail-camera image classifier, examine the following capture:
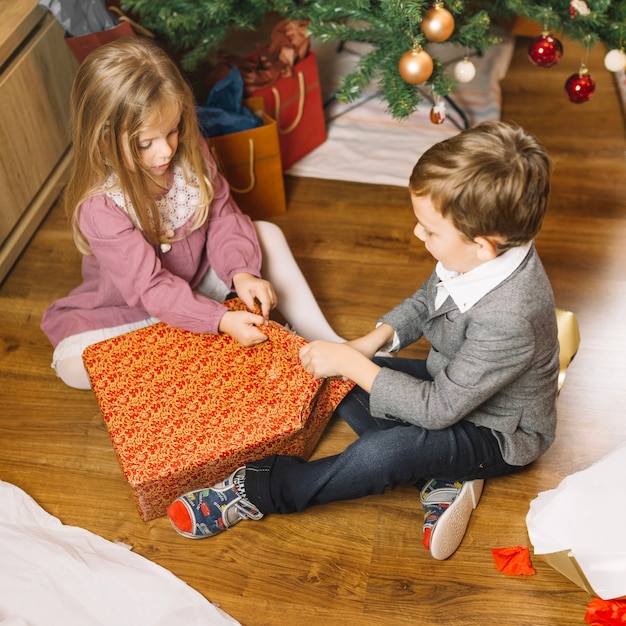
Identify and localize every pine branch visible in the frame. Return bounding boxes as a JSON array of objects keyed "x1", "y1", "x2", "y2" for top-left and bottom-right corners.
[{"x1": 122, "y1": 0, "x2": 626, "y2": 119}]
